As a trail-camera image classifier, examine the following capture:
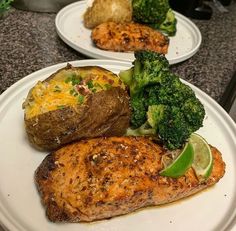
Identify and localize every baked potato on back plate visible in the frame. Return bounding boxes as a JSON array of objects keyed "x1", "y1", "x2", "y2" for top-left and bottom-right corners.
[
  {"x1": 84, "y1": 0, "x2": 132, "y2": 29},
  {"x1": 22, "y1": 64, "x2": 131, "y2": 151}
]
